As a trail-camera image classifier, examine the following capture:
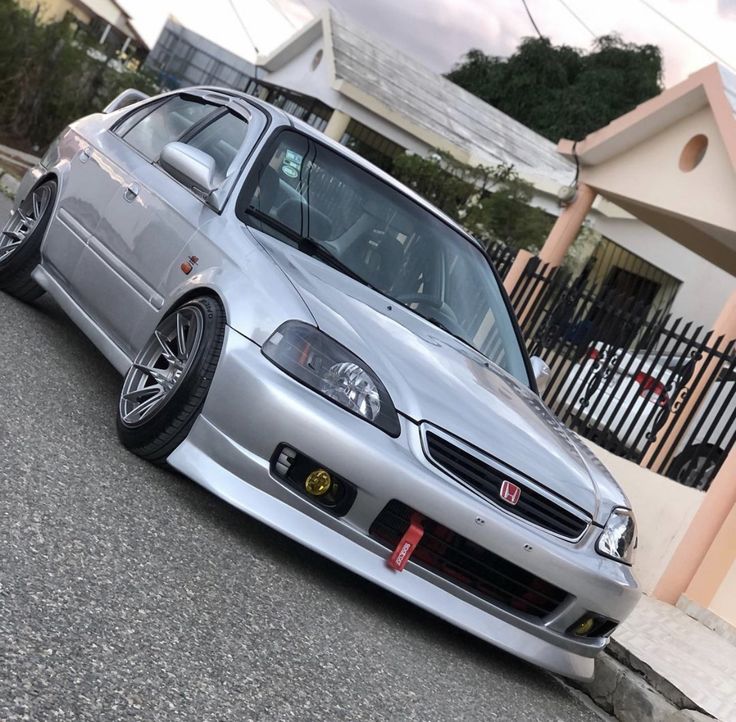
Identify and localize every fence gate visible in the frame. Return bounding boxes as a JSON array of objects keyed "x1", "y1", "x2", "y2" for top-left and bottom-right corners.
[{"x1": 507, "y1": 256, "x2": 735, "y2": 491}]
